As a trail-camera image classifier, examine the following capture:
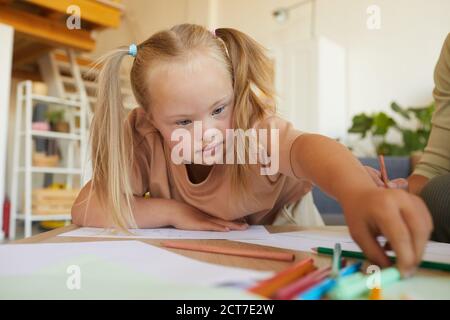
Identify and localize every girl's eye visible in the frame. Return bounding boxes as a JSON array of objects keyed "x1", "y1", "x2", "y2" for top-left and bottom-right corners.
[
  {"x1": 175, "y1": 119, "x2": 192, "y2": 126},
  {"x1": 212, "y1": 105, "x2": 225, "y2": 116}
]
